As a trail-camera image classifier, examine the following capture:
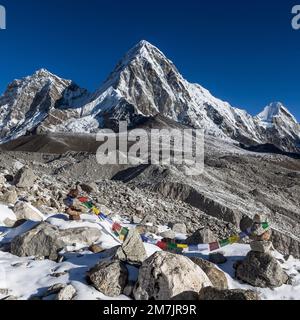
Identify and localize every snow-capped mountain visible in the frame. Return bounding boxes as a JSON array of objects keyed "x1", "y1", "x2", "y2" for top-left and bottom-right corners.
[
  {"x1": 81, "y1": 40, "x2": 262, "y2": 144},
  {"x1": 0, "y1": 41, "x2": 299, "y2": 152},
  {"x1": 255, "y1": 102, "x2": 300, "y2": 152},
  {"x1": 0, "y1": 69, "x2": 90, "y2": 142}
]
